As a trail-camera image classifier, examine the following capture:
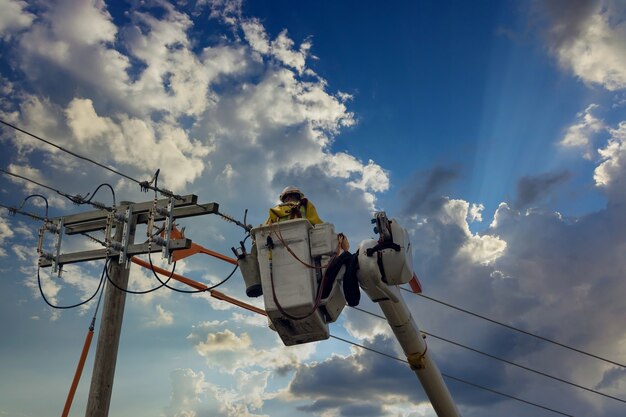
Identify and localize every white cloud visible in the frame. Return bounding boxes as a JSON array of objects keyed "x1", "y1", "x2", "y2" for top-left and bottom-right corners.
[
  {"x1": 201, "y1": 0, "x2": 242, "y2": 25},
  {"x1": 0, "y1": 0, "x2": 34, "y2": 39},
  {"x1": 165, "y1": 368, "x2": 207, "y2": 417},
  {"x1": 241, "y1": 19, "x2": 270, "y2": 55},
  {"x1": 560, "y1": 104, "x2": 605, "y2": 157},
  {"x1": 435, "y1": 198, "x2": 507, "y2": 265},
  {"x1": 270, "y1": 30, "x2": 310, "y2": 74},
  {"x1": 0, "y1": 217, "x2": 15, "y2": 256},
  {"x1": 11, "y1": 244, "x2": 29, "y2": 261},
  {"x1": 594, "y1": 121, "x2": 626, "y2": 191},
  {"x1": 343, "y1": 306, "x2": 392, "y2": 341},
  {"x1": 547, "y1": 1, "x2": 626, "y2": 91},
  {"x1": 187, "y1": 323, "x2": 315, "y2": 374},
  {"x1": 468, "y1": 203, "x2": 484, "y2": 223},
  {"x1": 146, "y1": 304, "x2": 174, "y2": 327},
  {"x1": 64, "y1": 98, "x2": 212, "y2": 189},
  {"x1": 193, "y1": 329, "x2": 252, "y2": 354}
]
